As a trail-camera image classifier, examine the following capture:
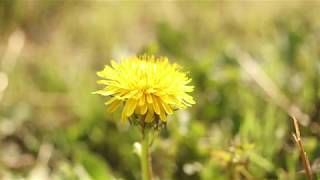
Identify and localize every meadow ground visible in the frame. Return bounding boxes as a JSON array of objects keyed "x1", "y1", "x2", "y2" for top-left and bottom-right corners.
[{"x1": 0, "y1": 1, "x2": 319, "y2": 179}]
